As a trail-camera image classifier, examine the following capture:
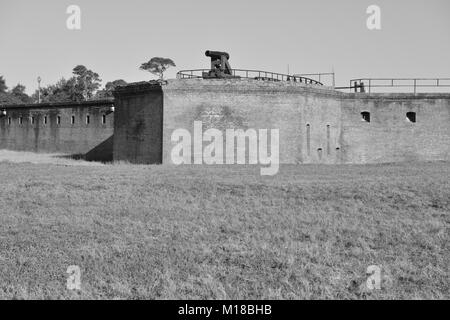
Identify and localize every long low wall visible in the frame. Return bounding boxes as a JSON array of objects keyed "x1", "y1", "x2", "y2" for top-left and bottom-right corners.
[
  {"x1": 340, "y1": 93, "x2": 450, "y2": 163},
  {"x1": 0, "y1": 100, "x2": 114, "y2": 161}
]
